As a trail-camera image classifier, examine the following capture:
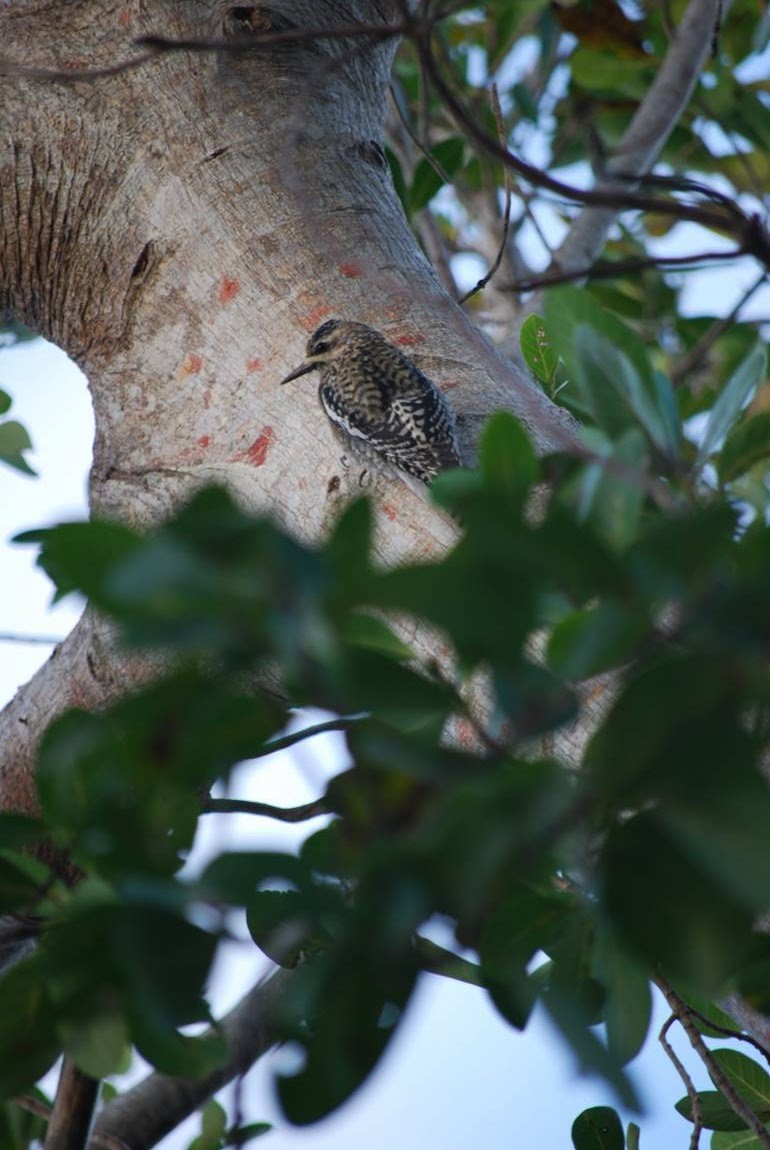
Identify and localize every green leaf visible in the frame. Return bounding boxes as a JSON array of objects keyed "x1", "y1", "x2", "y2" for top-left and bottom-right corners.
[
  {"x1": 520, "y1": 314, "x2": 561, "y2": 389},
  {"x1": 59, "y1": 1012, "x2": 132, "y2": 1079},
  {"x1": 600, "y1": 813, "x2": 757, "y2": 991},
  {"x1": 0, "y1": 420, "x2": 35, "y2": 475},
  {"x1": 698, "y1": 344, "x2": 767, "y2": 464},
  {"x1": 576, "y1": 428, "x2": 648, "y2": 551},
  {"x1": 226, "y1": 1123, "x2": 272, "y2": 1145},
  {"x1": 571, "y1": 1106, "x2": 625, "y2": 1150},
  {"x1": 712, "y1": 1131, "x2": 770, "y2": 1149},
  {"x1": 342, "y1": 612, "x2": 414, "y2": 660},
  {"x1": 478, "y1": 411, "x2": 538, "y2": 505},
  {"x1": 626, "y1": 1121, "x2": 640, "y2": 1150},
  {"x1": 675, "y1": 1089, "x2": 757, "y2": 1132},
  {"x1": 0, "y1": 813, "x2": 46, "y2": 850},
  {"x1": 0, "y1": 852, "x2": 47, "y2": 914},
  {"x1": 479, "y1": 884, "x2": 572, "y2": 1029},
  {"x1": 188, "y1": 1098, "x2": 227, "y2": 1150},
  {"x1": 712, "y1": 1049, "x2": 770, "y2": 1112},
  {"x1": 16, "y1": 520, "x2": 141, "y2": 604},
  {"x1": 407, "y1": 138, "x2": 465, "y2": 213},
  {"x1": 0, "y1": 959, "x2": 60, "y2": 1098},
  {"x1": 544, "y1": 286, "x2": 676, "y2": 455},
  {"x1": 131, "y1": 1013, "x2": 226, "y2": 1079},
  {"x1": 247, "y1": 889, "x2": 331, "y2": 968},
  {"x1": 547, "y1": 602, "x2": 647, "y2": 680},
  {"x1": 594, "y1": 930, "x2": 651, "y2": 1065},
  {"x1": 0, "y1": 390, "x2": 11, "y2": 415},
  {"x1": 719, "y1": 411, "x2": 770, "y2": 483}
]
